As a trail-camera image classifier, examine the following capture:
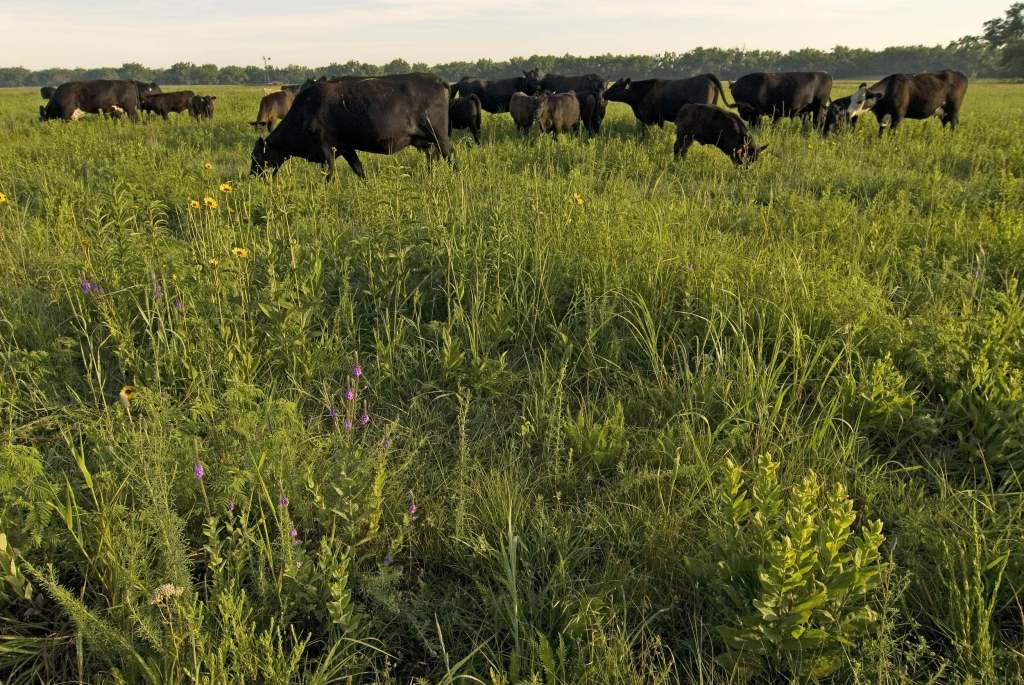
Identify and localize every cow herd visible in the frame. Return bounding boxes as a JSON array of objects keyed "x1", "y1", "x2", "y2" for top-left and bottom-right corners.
[{"x1": 34, "y1": 68, "x2": 969, "y2": 178}]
